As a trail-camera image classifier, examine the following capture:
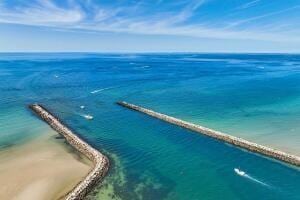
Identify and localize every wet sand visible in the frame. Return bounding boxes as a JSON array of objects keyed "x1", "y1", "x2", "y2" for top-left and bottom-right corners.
[{"x1": 0, "y1": 130, "x2": 92, "y2": 200}]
